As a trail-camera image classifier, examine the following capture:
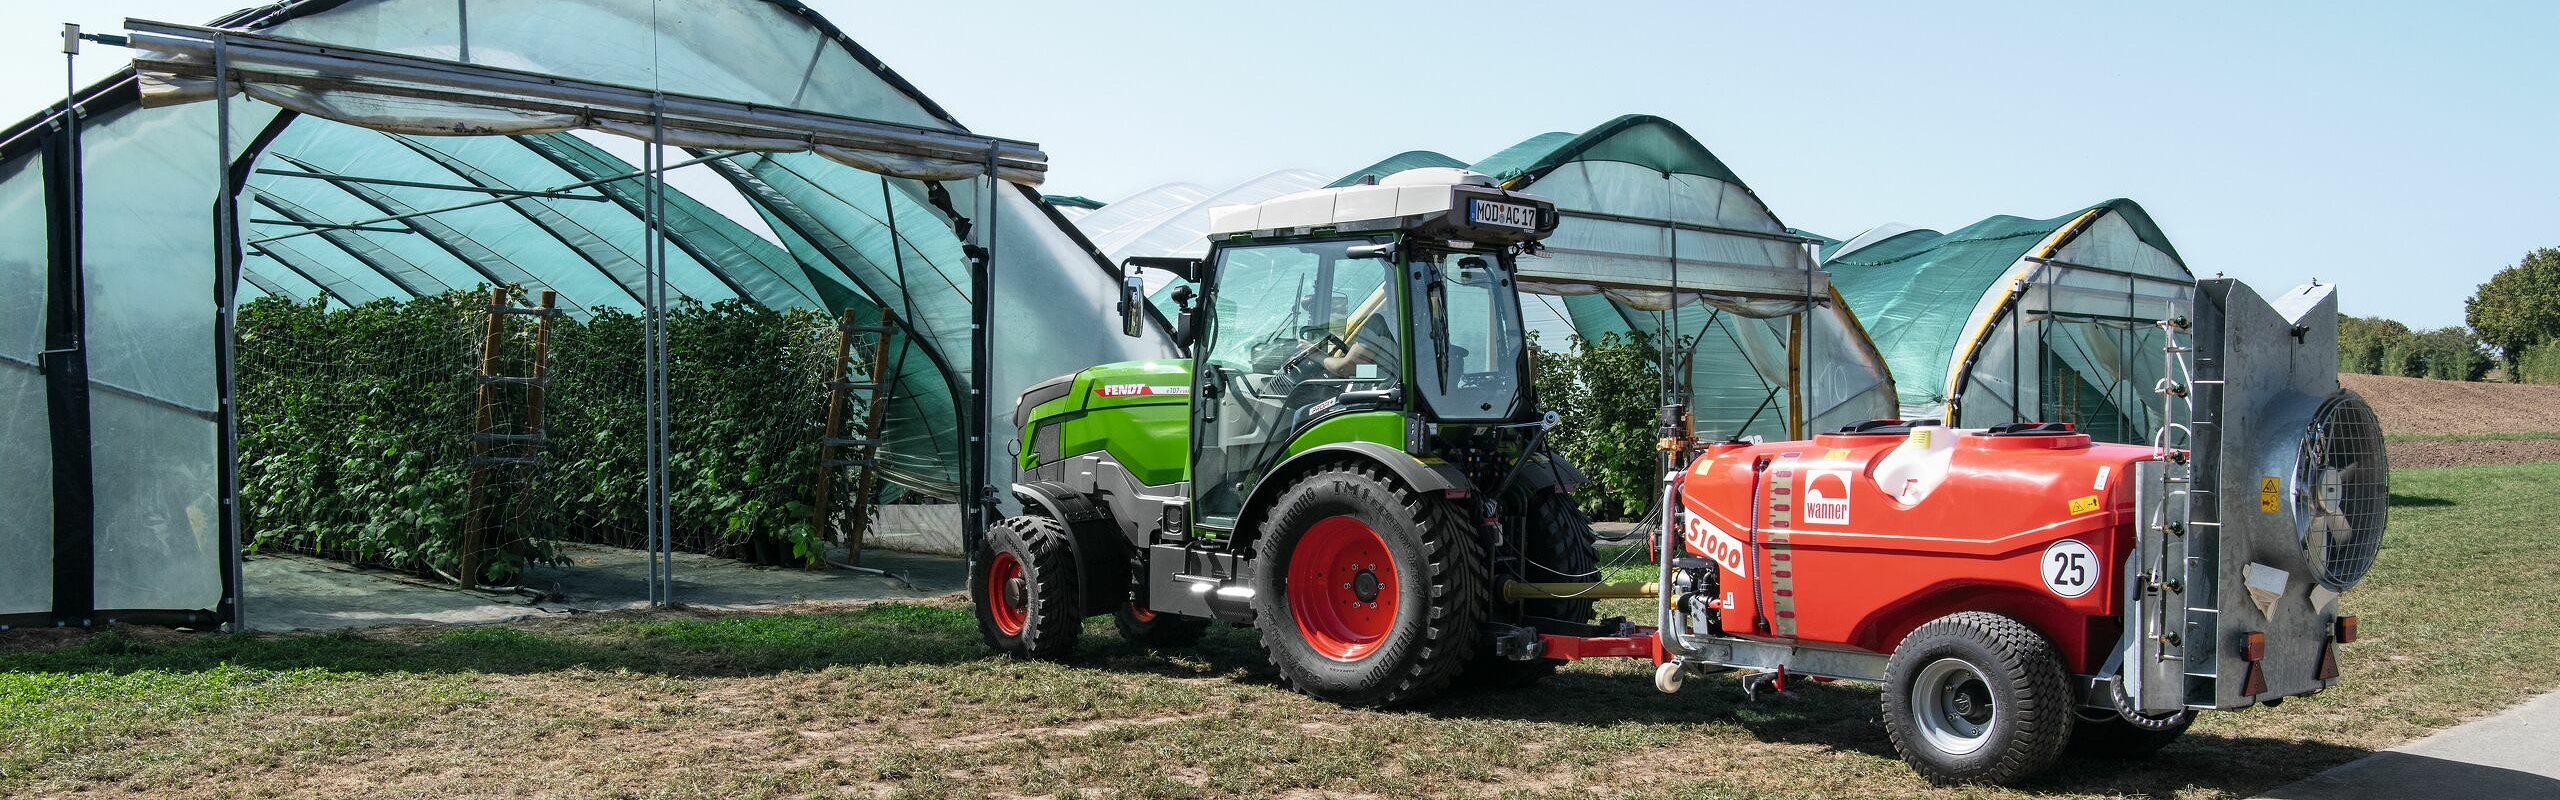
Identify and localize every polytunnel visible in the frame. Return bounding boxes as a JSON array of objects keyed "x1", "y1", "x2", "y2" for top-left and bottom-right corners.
[
  {"x1": 1812, "y1": 199, "x2": 2193, "y2": 443},
  {"x1": 1468, "y1": 115, "x2": 1899, "y2": 440},
  {"x1": 1072, "y1": 116, "x2": 1898, "y2": 441},
  {"x1": 0, "y1": 0, "x2": 1168, "y2": 628}
]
